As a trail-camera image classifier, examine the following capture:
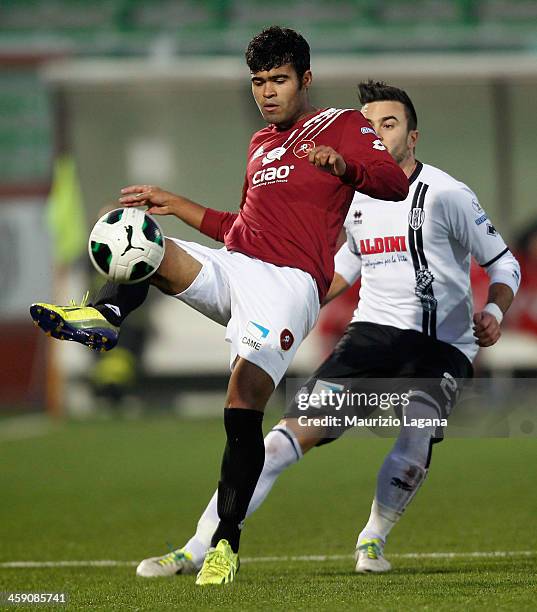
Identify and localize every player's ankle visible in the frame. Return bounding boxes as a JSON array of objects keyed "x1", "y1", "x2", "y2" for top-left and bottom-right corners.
[
  {"x1": 211, "y1": 521, "x2": 240, "y2": 553},
  {"x1": 358, "y1": 531, "x2": 386, "y2": 546},
  {"x1": 93, "y1": 303, "x2": 122, "y2": 327}
]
